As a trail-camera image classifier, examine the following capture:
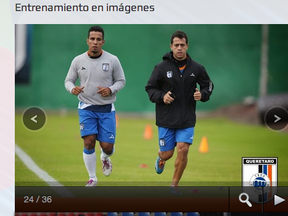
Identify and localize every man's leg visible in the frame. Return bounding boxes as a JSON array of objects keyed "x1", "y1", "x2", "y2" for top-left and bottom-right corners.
[
  {"x1": 99, "y1": 141, "x2": 114, "y2": 176},
  {"x1": 171, "y1": 142, "x2": 190, "y2": 186},
  {"x1": 97, "y1": 111, "x2": 116, "y2": 177},
  {"x1": 83, "y1": 134, "x2": 97, "y2": 186},
  {"x1": 155, "y1": 149, "x2": 174, "y2": 174},
  {"x1": 158, "y1": 150, "x2": 174, "y2": 161},
  {"x1": 155, "y1": 127, "x2": 176, "y2": 174},
  {"x1": 79, "y1": 109, "x2": 98, "y2": 186}
]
